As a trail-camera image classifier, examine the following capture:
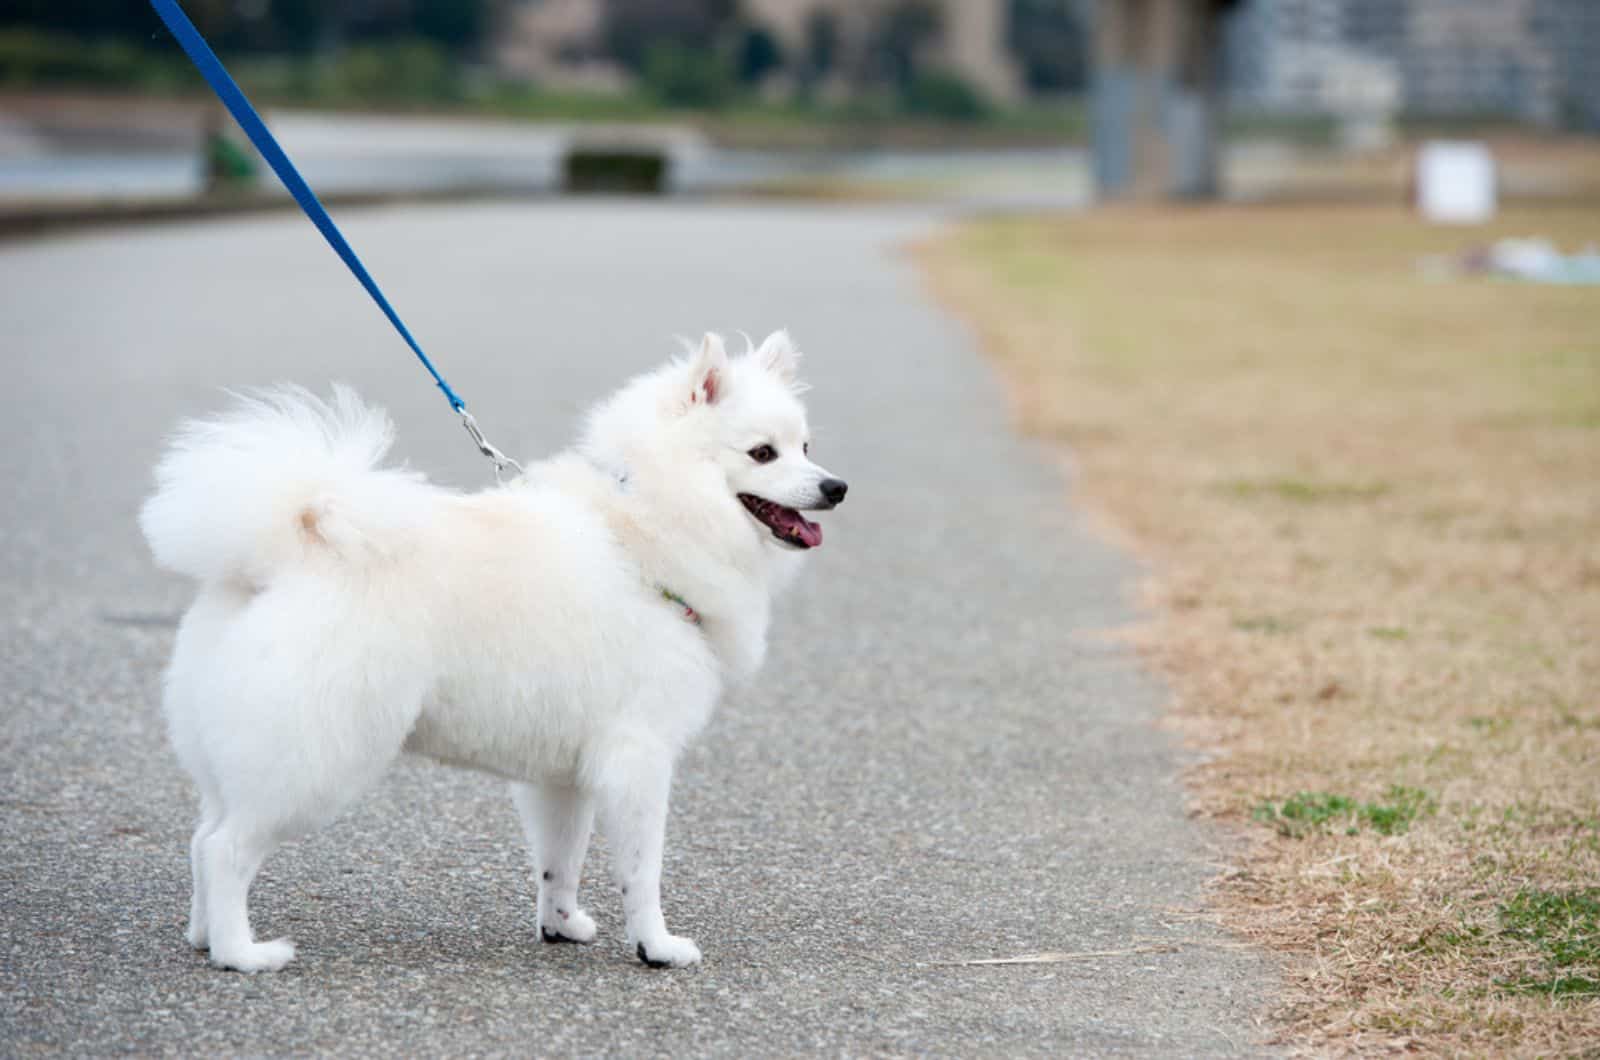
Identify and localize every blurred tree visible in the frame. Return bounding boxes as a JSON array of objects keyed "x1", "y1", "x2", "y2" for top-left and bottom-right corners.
[
  {"x1": 868, "y1": 1, "x2": 942, "y2": 91},
  {"x1": 1009, "y1": 0, "x2": 1089, "y2": 93},
  {"x1": 6, "y1": 0, "x2": 166, "y2": 37},
  {"x1": 409, "y1": 0, "x2": 491, "y2": 48},
  {"x1": 735, "y1": 24, "x2": 783, "y2": 86},
  {"x1": 3, "y1": 0, "x2": 494, "y2": 54},
  {"x1": 248, "y1": 0, "x2": 324, "y2": 52},
  {"x1": 641, "y1": 41, "x2": 736, "y2": 107},
  {"x1": 602, "y1": 0, "x2": 737, "y2": 73},
  {"x1": 803, "y1": 10, "x2": 839, "y2": 85},
  {"x1": 323, "y1": 38, "x2": 458, "y2": 100}
]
